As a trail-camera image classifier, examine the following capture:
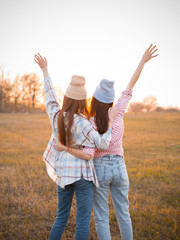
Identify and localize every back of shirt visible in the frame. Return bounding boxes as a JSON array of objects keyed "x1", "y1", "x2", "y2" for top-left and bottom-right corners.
[{"x1": 93, "y1": 89, "x2": 133, "y2": 158}]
